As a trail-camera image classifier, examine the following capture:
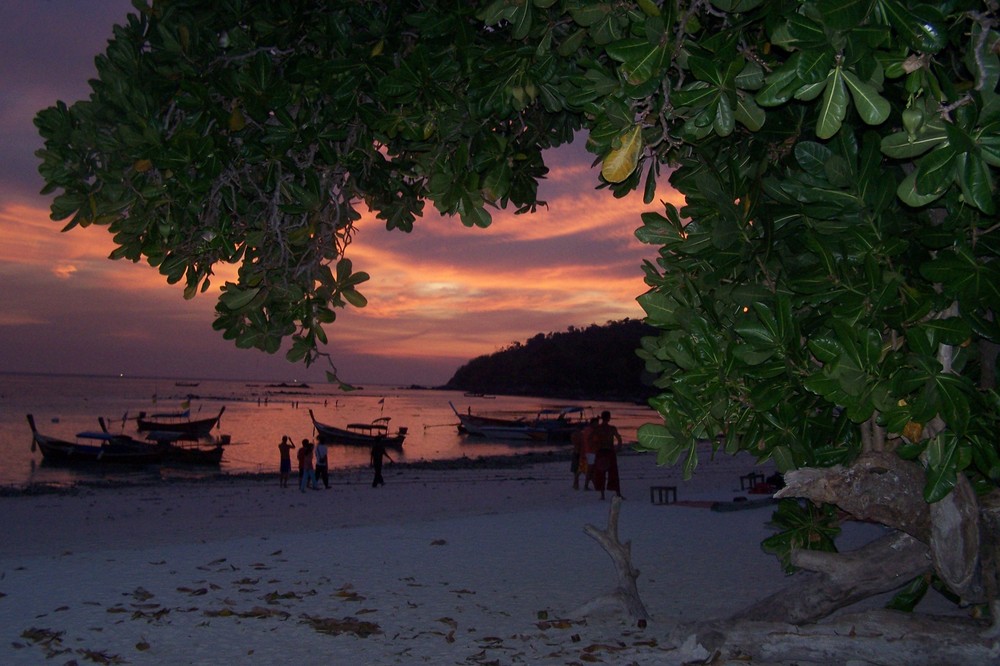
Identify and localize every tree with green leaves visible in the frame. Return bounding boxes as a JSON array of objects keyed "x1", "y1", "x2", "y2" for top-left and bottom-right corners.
[{"x1": 36, "y1": 0, "x2": 1000, "y2": 660}]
